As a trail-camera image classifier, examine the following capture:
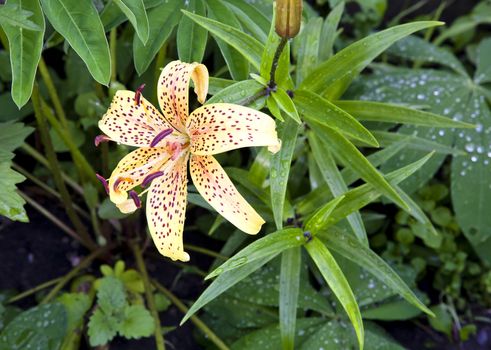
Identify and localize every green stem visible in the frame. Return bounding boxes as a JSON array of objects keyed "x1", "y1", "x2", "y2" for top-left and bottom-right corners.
[
  {"x1": 183, "y1": 244, "x2": 228, "y2": 260},
  {"x1": 18, "y1": 191, "x2": 89, "y2": 246},
  {"x1": 153, "y1": 43, "x2": 167, "y2": 105},
  {"x1": 38, "y1": 57, "x2": 69, "y2": 128},
  {"x1": 152, "y1": 280, "x2": 229, "y2": 350},
  {"x1": 269, "y1": 37, "x2": 288, "y2": 88},
  {"x1": 40, "y1": 245, "x2": 111, "y2": 304},
  {"x1": 0, "y1": 28, "x2": 8, "y2": 51},
  {"x1": 236, "y1": 88, "x2": 268, "y2": 107},
  {"x1": 132, "y1": 243, "x2": 166, "y2": 350},
  {"x1": 8, "y1": 277, "x2": 63, "y2": 304},
  {"x1": 13, "y1": 163, "x2": 90, "y2": 220},
  {"x1": 32, "y1": 85, "x2": 97, "y2": 251},
  {"x1": 110, "y1": 28, "x2": 117, "y2": 83}
]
